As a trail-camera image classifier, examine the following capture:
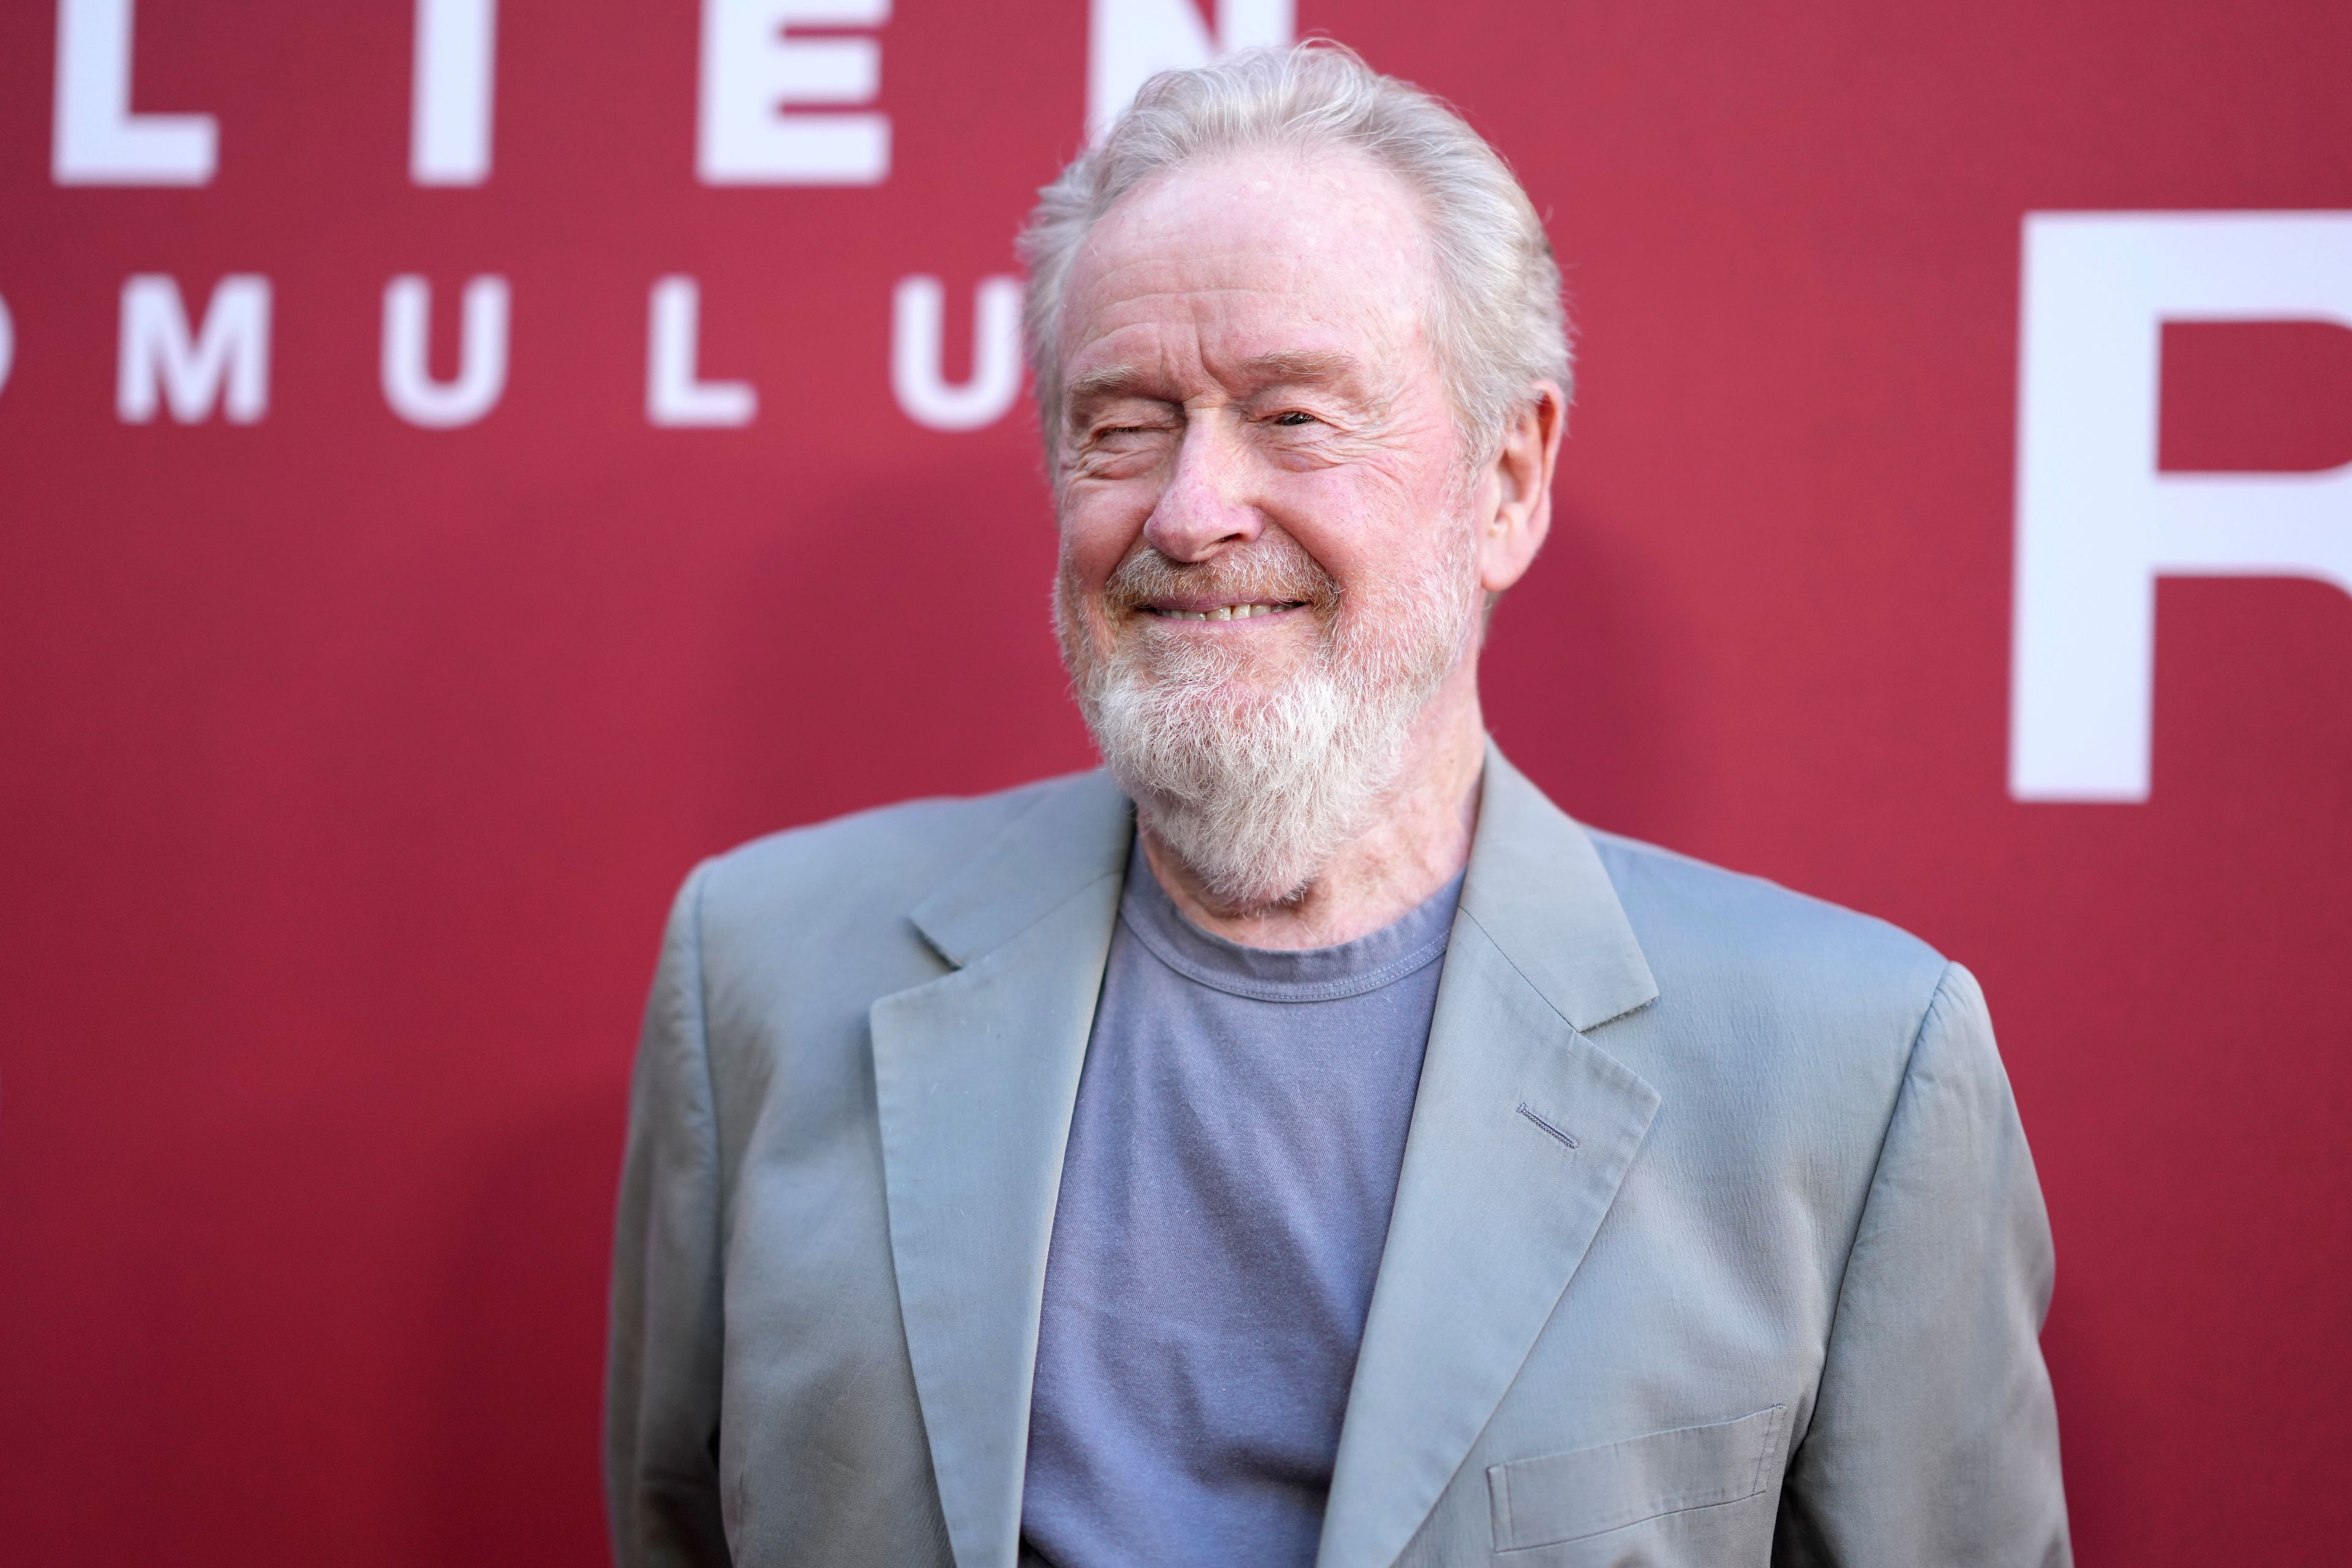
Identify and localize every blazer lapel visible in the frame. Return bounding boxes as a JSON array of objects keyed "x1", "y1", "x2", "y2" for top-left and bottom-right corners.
[
  {"x1": 1317, "y1": 746, "x2": 1664, "y2": 1568},
  {"x1": 868, "y1": 772, "x2": 1133, "y2": 1568}
]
